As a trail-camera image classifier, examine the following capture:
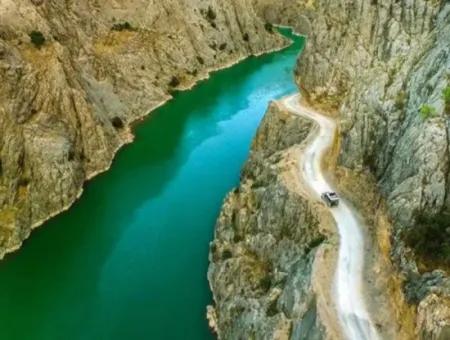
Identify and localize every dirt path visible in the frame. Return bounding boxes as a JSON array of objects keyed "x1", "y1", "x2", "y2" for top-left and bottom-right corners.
[{"x1": 282, "y1": 94, "x2": 380, "y2": 340}]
